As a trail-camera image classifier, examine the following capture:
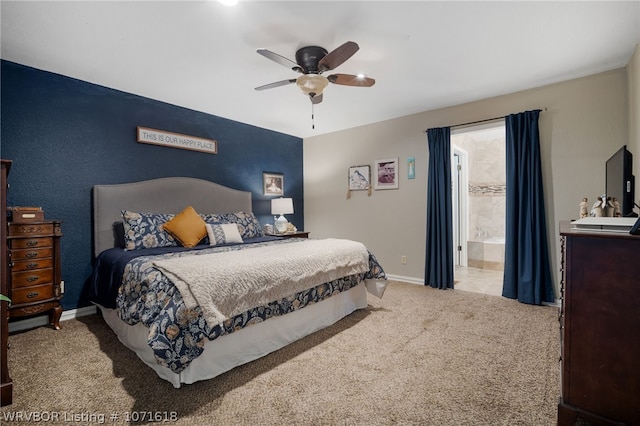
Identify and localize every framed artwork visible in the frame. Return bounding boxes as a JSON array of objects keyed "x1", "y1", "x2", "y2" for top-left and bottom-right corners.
[
  {"x1": 348, "y1": 165, "x2": 371, "y2": 191},
  {"x1": 263, "y1": 172, "x2": 284, "y2": 196},
  {"x1": 407, "y1": 157, "x2": 415, "y2": 179},
  {"x1": 374, "y1": 157, "x2": 399, "y2": 190}
]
